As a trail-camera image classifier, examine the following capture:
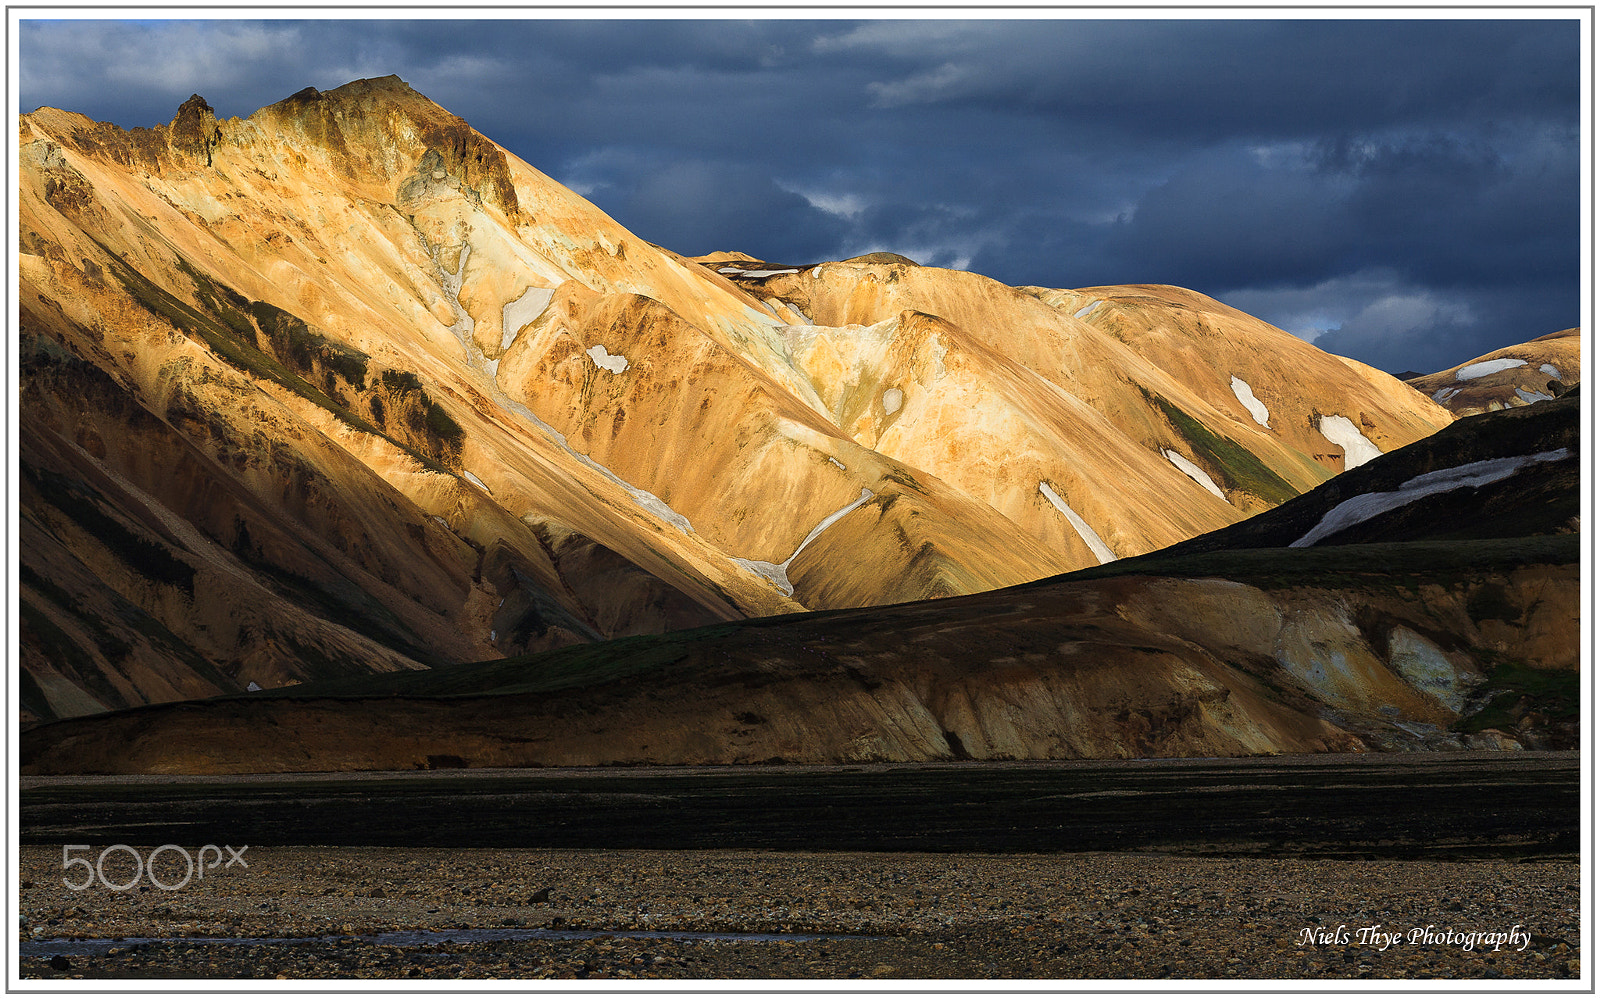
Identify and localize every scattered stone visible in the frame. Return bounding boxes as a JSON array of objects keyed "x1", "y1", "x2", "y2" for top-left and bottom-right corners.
[{"x1": 13, "y1": 846, "x2": 1577, "y2": 981}]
